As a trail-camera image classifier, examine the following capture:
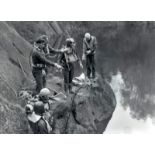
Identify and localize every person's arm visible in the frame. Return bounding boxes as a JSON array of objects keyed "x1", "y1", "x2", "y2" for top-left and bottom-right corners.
[
  {"x1": 59, "y1": 53, "x2": 65, "y2": 64},
  {"x1": 36, "y1": 52, "x2": 56, "y2": 67},
  {"x1": 82, "y1": 39, "x2": 87, "y2": 60},
  {"x1": 77, "y1": 54, "x2": 83, "y2": 68},
  {"x1": 91, "y1": 37, "x2": 97, "y2": 54},
  {"x1": 83, "y1": 39, "x2": 87, "y2": 55},
  {"x1": 75, "y1": 51, "x2": 80, "y2": 62},
  {"x1": 49, "y1": 46, "x2": 61, "y2": 53},
  {"x1": 60, "y1": 48, "x2": 68, "y2": 53},
  {"x1": 47, "y1": 44, "x2": 70, "y2": 54},
  {"x1": 73, "y1": 49, "x2": 83, "y2": 68}
]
